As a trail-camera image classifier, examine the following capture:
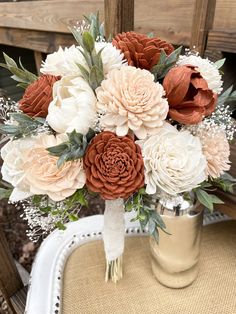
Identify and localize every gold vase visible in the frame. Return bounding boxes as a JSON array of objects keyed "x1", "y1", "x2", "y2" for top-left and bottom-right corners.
[{"x1": 150, "y1": 198, "x2": 203, "y2": 288}]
